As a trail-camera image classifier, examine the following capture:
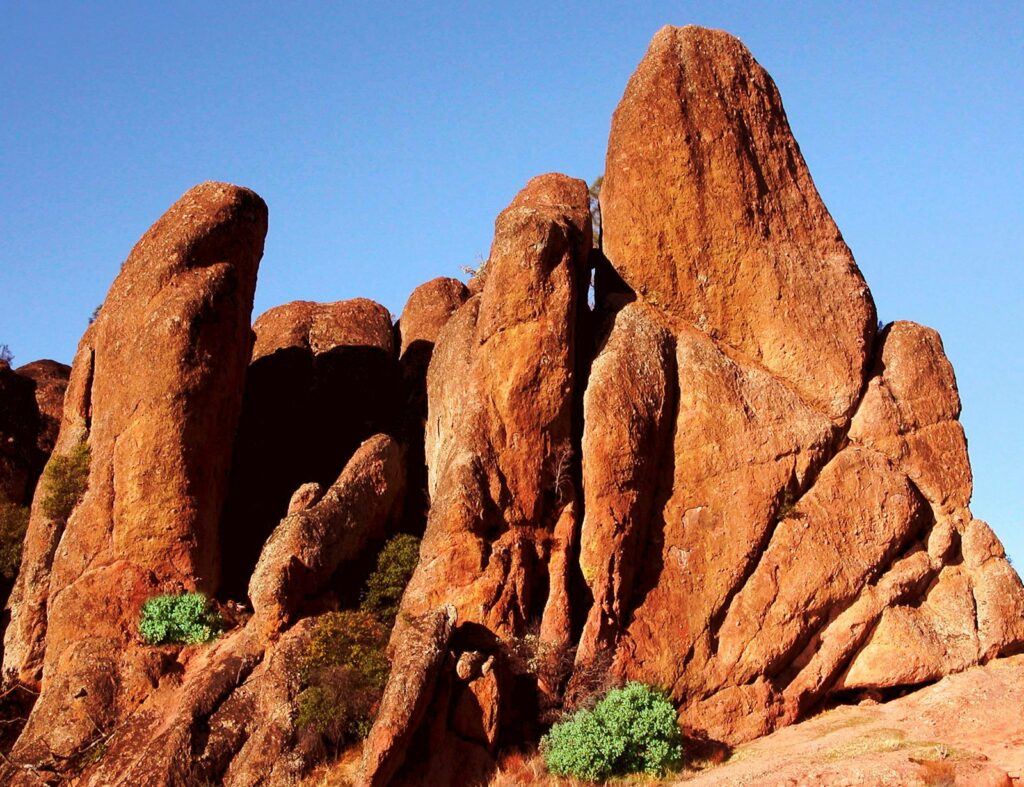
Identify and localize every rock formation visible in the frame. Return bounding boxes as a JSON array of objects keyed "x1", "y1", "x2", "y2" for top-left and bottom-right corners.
[
  {"x1": 0, "y1": 22, "x2": 1021, "y2": 787},
  {"x1": 220, "y1": 298, "x2": 400, "y2": 598},
  {"x1": 3, "y1": 181, "x2": 267, "y2": 766},
  {"x1": 0, "y1": 359, "x2": 70, "y2": 511},
  {"x1": 357, "y1": 25, "x2": 1024, "y2": 785}
]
